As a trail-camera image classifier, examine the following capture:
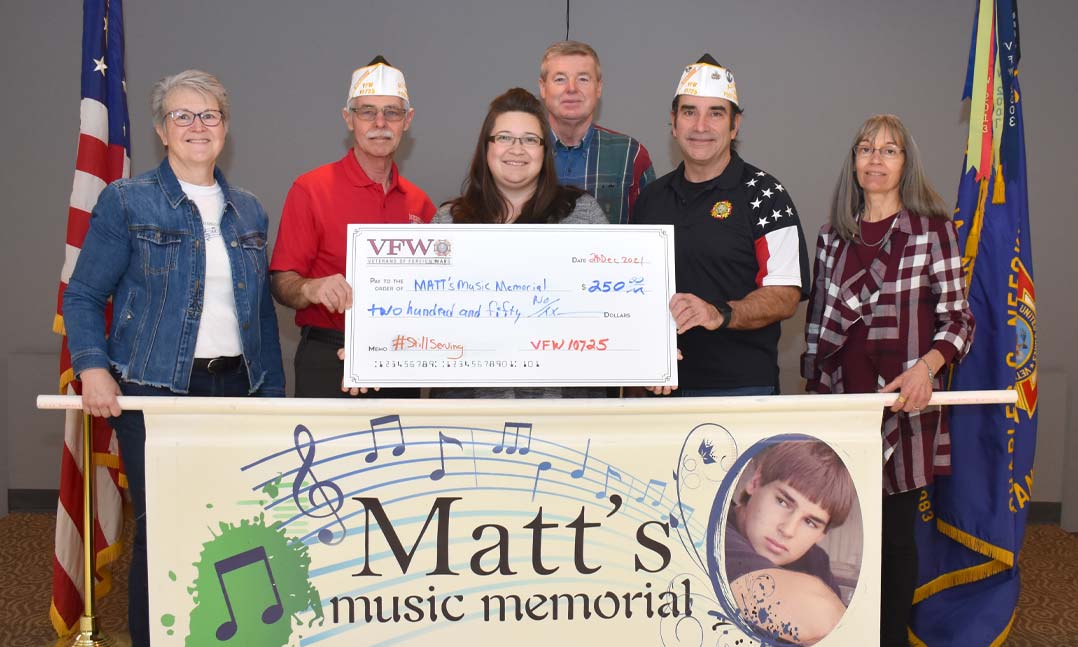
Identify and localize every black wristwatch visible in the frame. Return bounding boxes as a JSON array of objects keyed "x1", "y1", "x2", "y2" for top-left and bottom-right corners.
[{"x1": 715, "y1": 301, "x2": 732, "y2": 329}]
